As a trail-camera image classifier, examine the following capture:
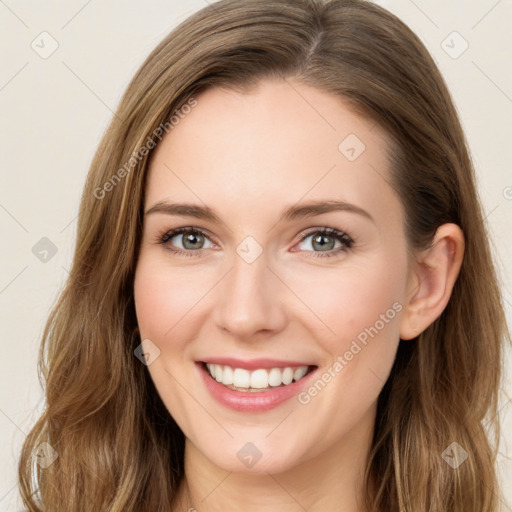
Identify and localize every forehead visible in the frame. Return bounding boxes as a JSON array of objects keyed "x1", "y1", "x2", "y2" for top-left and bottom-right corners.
[{"x1": 145, "y1": 78, "x2": 401, "y2": 228}]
